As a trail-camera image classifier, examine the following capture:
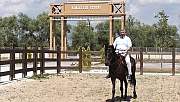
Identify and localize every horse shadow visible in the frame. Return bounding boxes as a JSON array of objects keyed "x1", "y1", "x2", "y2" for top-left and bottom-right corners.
[{"x1": 105, "y1": 95, "x2": 133, "y2": 102}]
